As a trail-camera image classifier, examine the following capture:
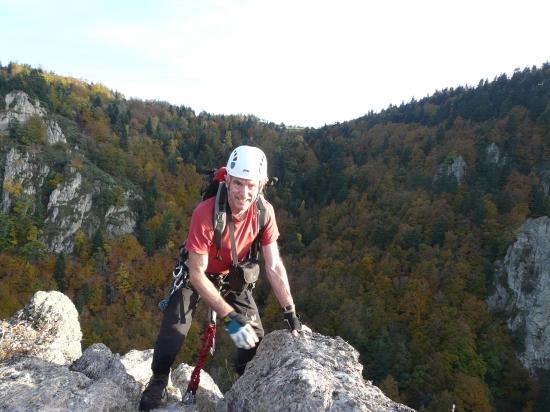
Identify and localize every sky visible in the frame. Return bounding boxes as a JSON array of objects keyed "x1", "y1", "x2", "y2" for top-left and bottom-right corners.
[{"x1": 1, "y1": 0, "x2": 550, "y2": 128}]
